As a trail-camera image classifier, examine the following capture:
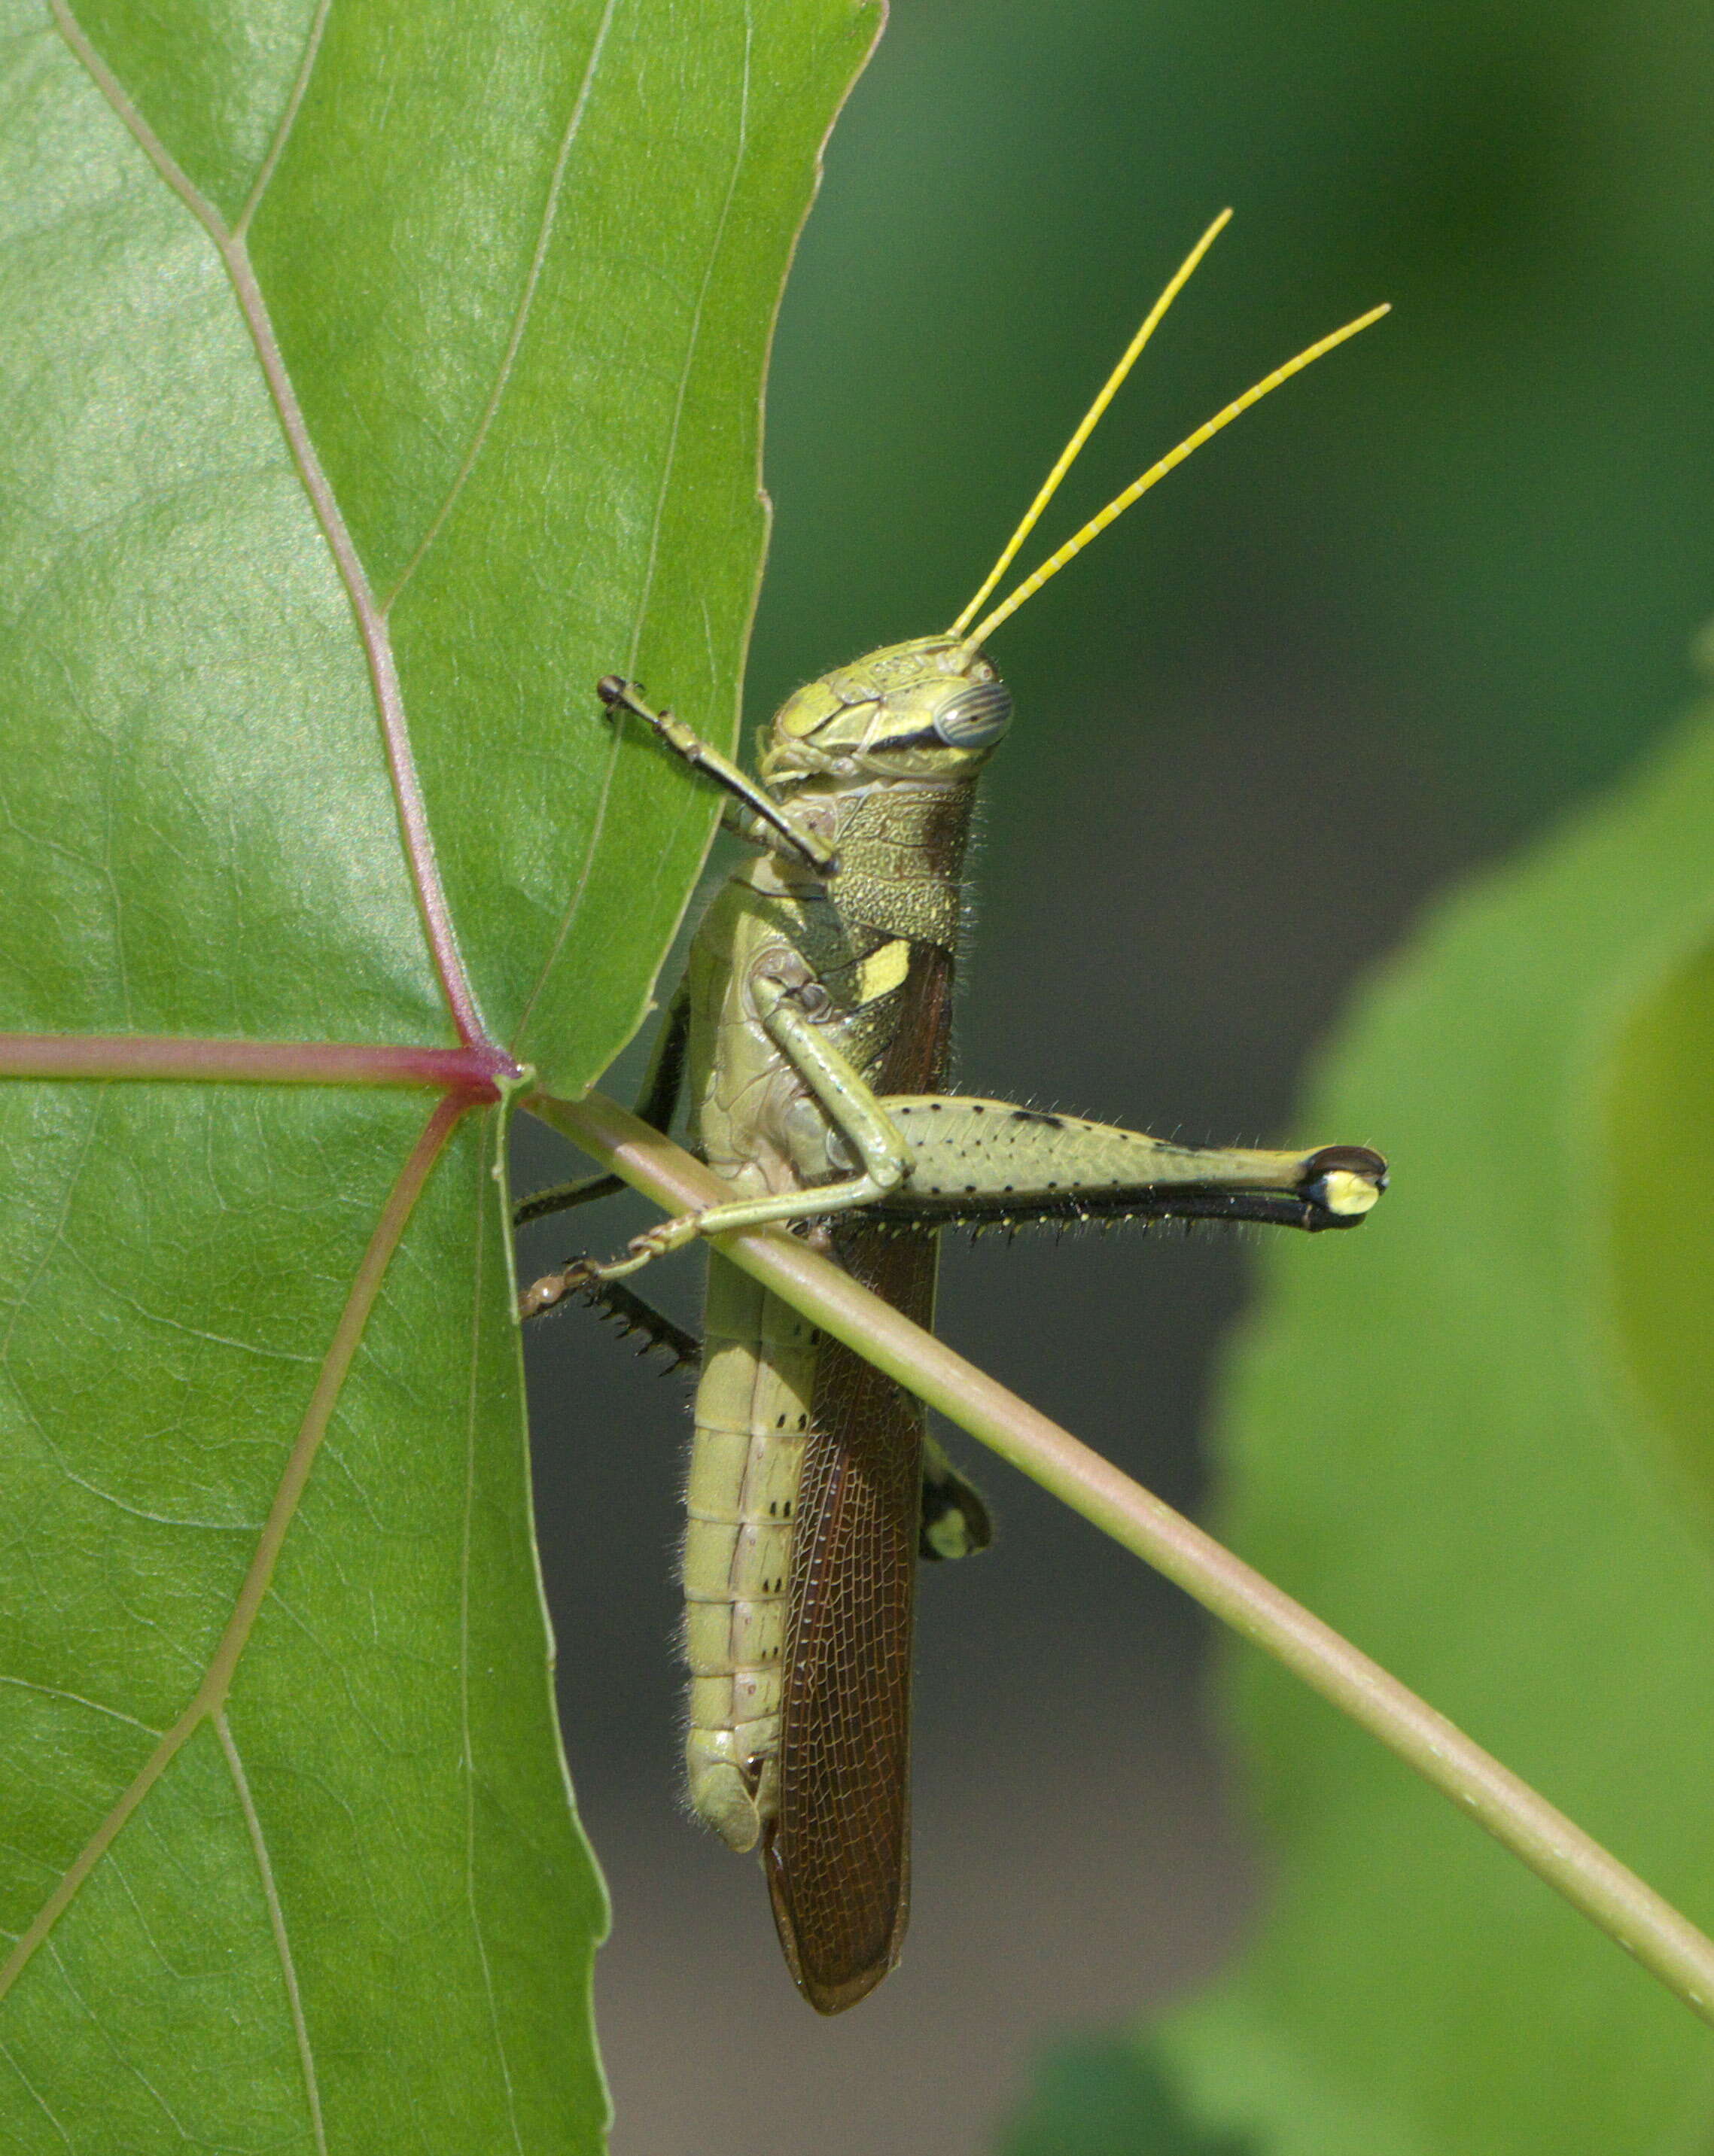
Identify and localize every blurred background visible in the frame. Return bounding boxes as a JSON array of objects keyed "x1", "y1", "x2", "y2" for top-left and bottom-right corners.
[{"x1": 514, "y1": 2, "x2": 1714, "y2": 2148}]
